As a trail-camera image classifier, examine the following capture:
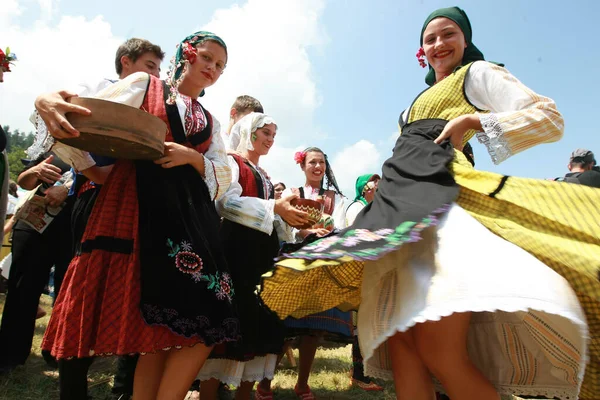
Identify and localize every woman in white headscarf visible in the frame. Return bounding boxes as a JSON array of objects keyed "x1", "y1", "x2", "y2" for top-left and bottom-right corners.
[{"x1": 198, "y1": 113, "x2": 308, "y2": 400}]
